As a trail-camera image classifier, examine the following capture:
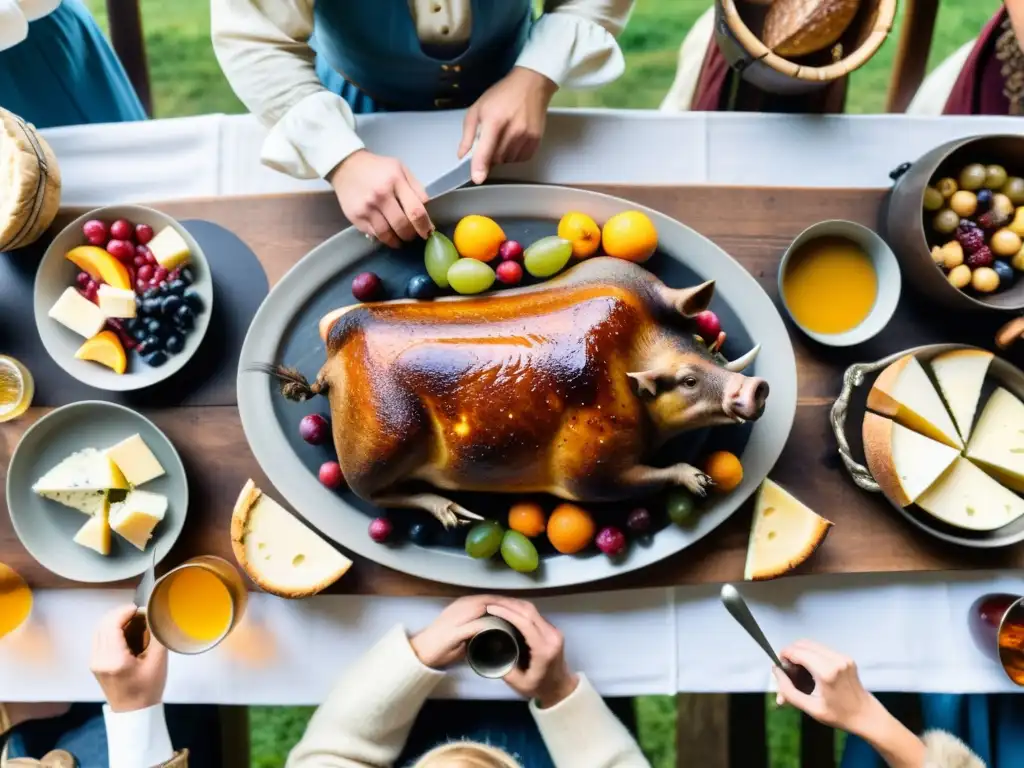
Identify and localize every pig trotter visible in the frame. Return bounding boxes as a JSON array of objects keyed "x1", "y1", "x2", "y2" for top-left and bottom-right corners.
[
  {"x1": 372, "y1": 493, "x2": 484, "y2": 529},
  {"x1": 249, "y1": 364, "x2": 328, "y2": 401},
  {"x1": 672, "y1": 463, "x2": 714, "y2": 496},
  {"x1": 615, "y1": 463, "x2": 715, "y2": 497}
]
